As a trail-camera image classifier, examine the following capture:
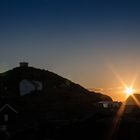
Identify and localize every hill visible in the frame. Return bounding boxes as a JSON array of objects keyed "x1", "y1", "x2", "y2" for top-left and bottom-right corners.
[{"x1": 0, "y1": 65, "x2": 112, "y2": 120}]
